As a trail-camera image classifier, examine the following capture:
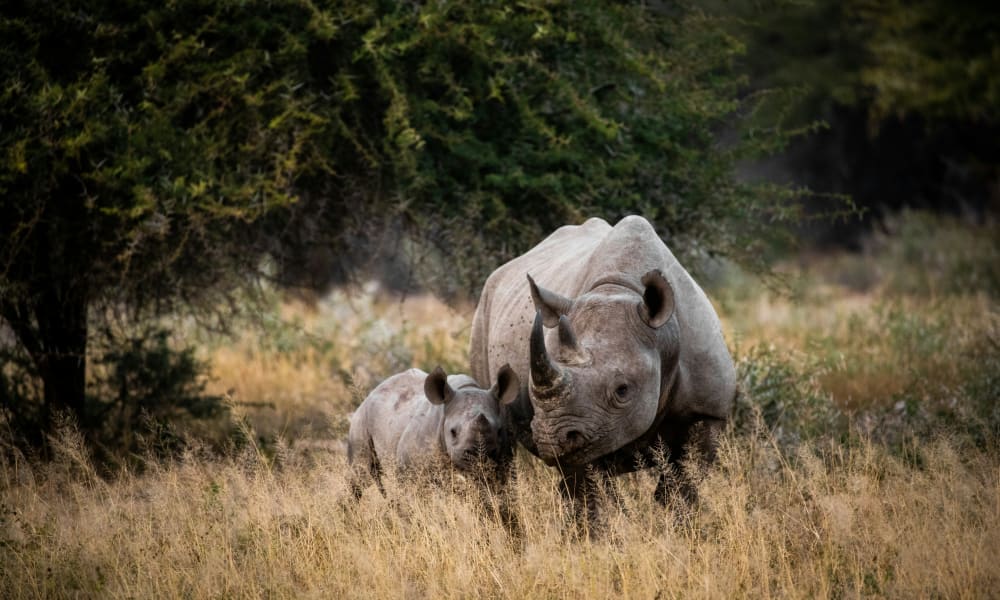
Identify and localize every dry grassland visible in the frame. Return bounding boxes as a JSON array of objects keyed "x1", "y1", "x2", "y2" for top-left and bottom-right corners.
[
  {"x1": 2, "y1": 418, "x2": 997, "y2": 598},
  {"x1": 2, "y1": 213, "x2": 998, "y2": 598}
]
